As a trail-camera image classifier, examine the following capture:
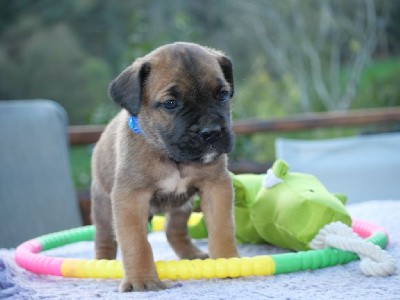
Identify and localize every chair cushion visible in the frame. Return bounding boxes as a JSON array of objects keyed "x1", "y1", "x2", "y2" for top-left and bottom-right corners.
[{"x1": 0, "y1": 100, "x2": 81, "y2": 248}]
